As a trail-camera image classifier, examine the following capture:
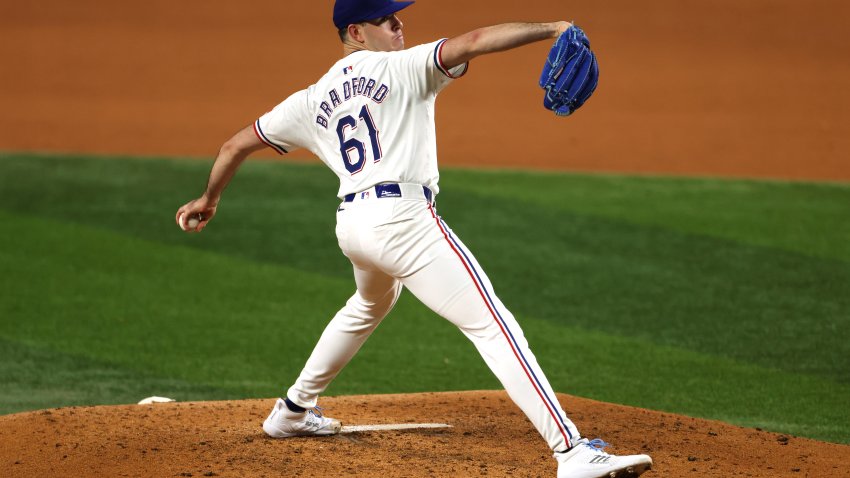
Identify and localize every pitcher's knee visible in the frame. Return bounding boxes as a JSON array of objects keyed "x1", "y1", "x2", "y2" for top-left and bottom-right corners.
[
  {"x1": 337, "y1": 296, "x2": 396, "y2": 328},
  {"x1": 354, "y1": 284, "x2": 401, "y2": 315}
]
